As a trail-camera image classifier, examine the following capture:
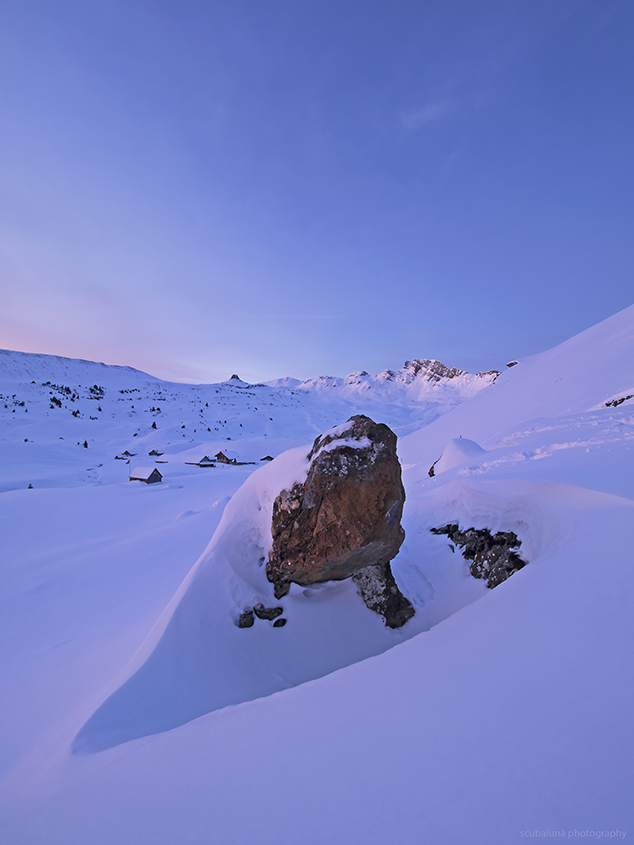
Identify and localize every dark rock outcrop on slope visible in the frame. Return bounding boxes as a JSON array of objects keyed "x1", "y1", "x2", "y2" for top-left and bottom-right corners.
[
  {"x1": 605, "y1": 393, "x2": 633, "y2": 408},
  {"x1": 267, "y1": 415, "x2": 413, "y2": 627},
  {"x1": 431, "y1": 524, "x2": 527, "y2": 588}
]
